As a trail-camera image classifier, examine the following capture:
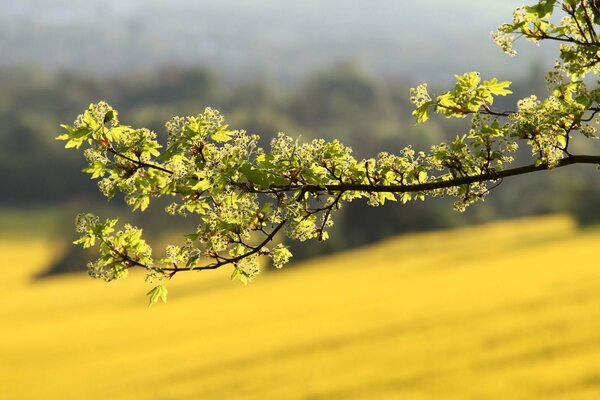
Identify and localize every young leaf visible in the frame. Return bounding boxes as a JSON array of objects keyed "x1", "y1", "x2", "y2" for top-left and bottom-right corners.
[
  {"x1": 103, "y1": 110, "x2": 115, "y2": 124},
  {"x1": 230, "y1": 267, "x2": 249, "y2": 285},
  {"x1": 146, "y1": 284, "x2": 168, "y2": 306},
  {"x1": 484, "y1": 78, "x2": 512, "y2": 96},
  {"x1": 412, "y1": 101, "x2": 432, "y2": 123},
  {"x1": 211, "y1": 127, "x2": 233, "y2": 143}
]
